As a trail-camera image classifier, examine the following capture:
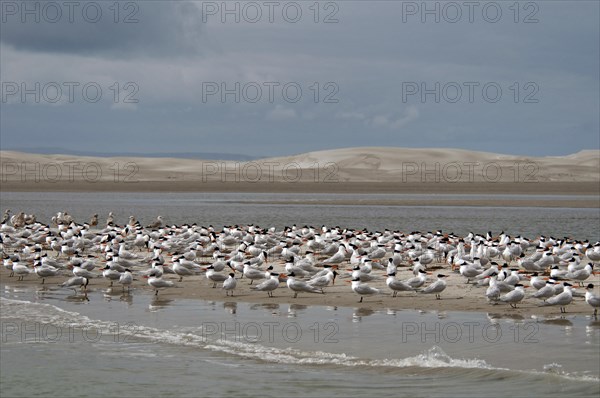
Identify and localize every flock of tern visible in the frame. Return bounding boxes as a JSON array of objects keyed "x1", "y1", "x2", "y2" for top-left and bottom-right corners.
[{"x1": 1, "y1": 210, "x2": 599, "y2": 316}]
